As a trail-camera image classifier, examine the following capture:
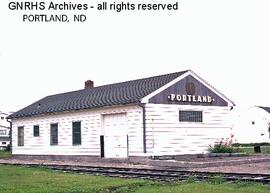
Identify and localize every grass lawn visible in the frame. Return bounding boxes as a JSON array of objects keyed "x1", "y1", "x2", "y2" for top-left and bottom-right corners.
[
  {"x1": 237, "y1": 146, "x2": 270, "y2": 154},
  {"x1": 0, "y1": 150, "x2": 11, "y2": 159},
  {"x1": 0, "y1": 165, "x2": 270, "y2": 193}
]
